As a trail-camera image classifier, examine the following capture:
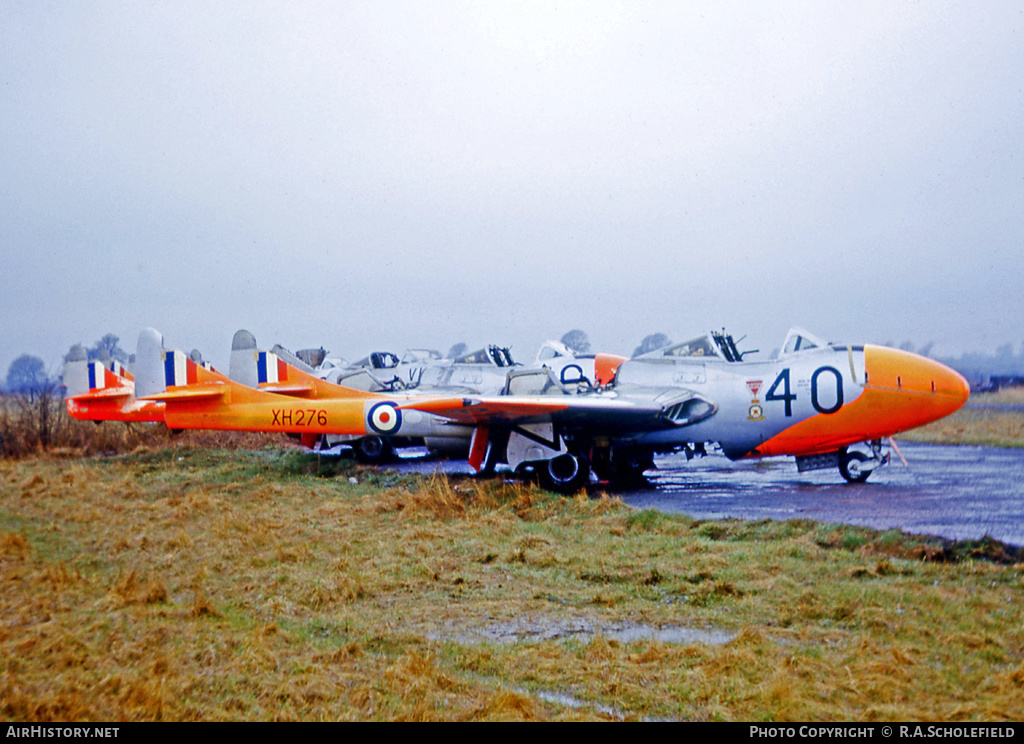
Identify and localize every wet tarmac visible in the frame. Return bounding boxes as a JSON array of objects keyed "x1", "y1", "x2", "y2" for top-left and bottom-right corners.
[
  {"x1": 621, "y1": 442, "x2": 1024, "y2": 548},
  {"x1": 381, "y1": 442, "x2": 1024, "y2": 548}
]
